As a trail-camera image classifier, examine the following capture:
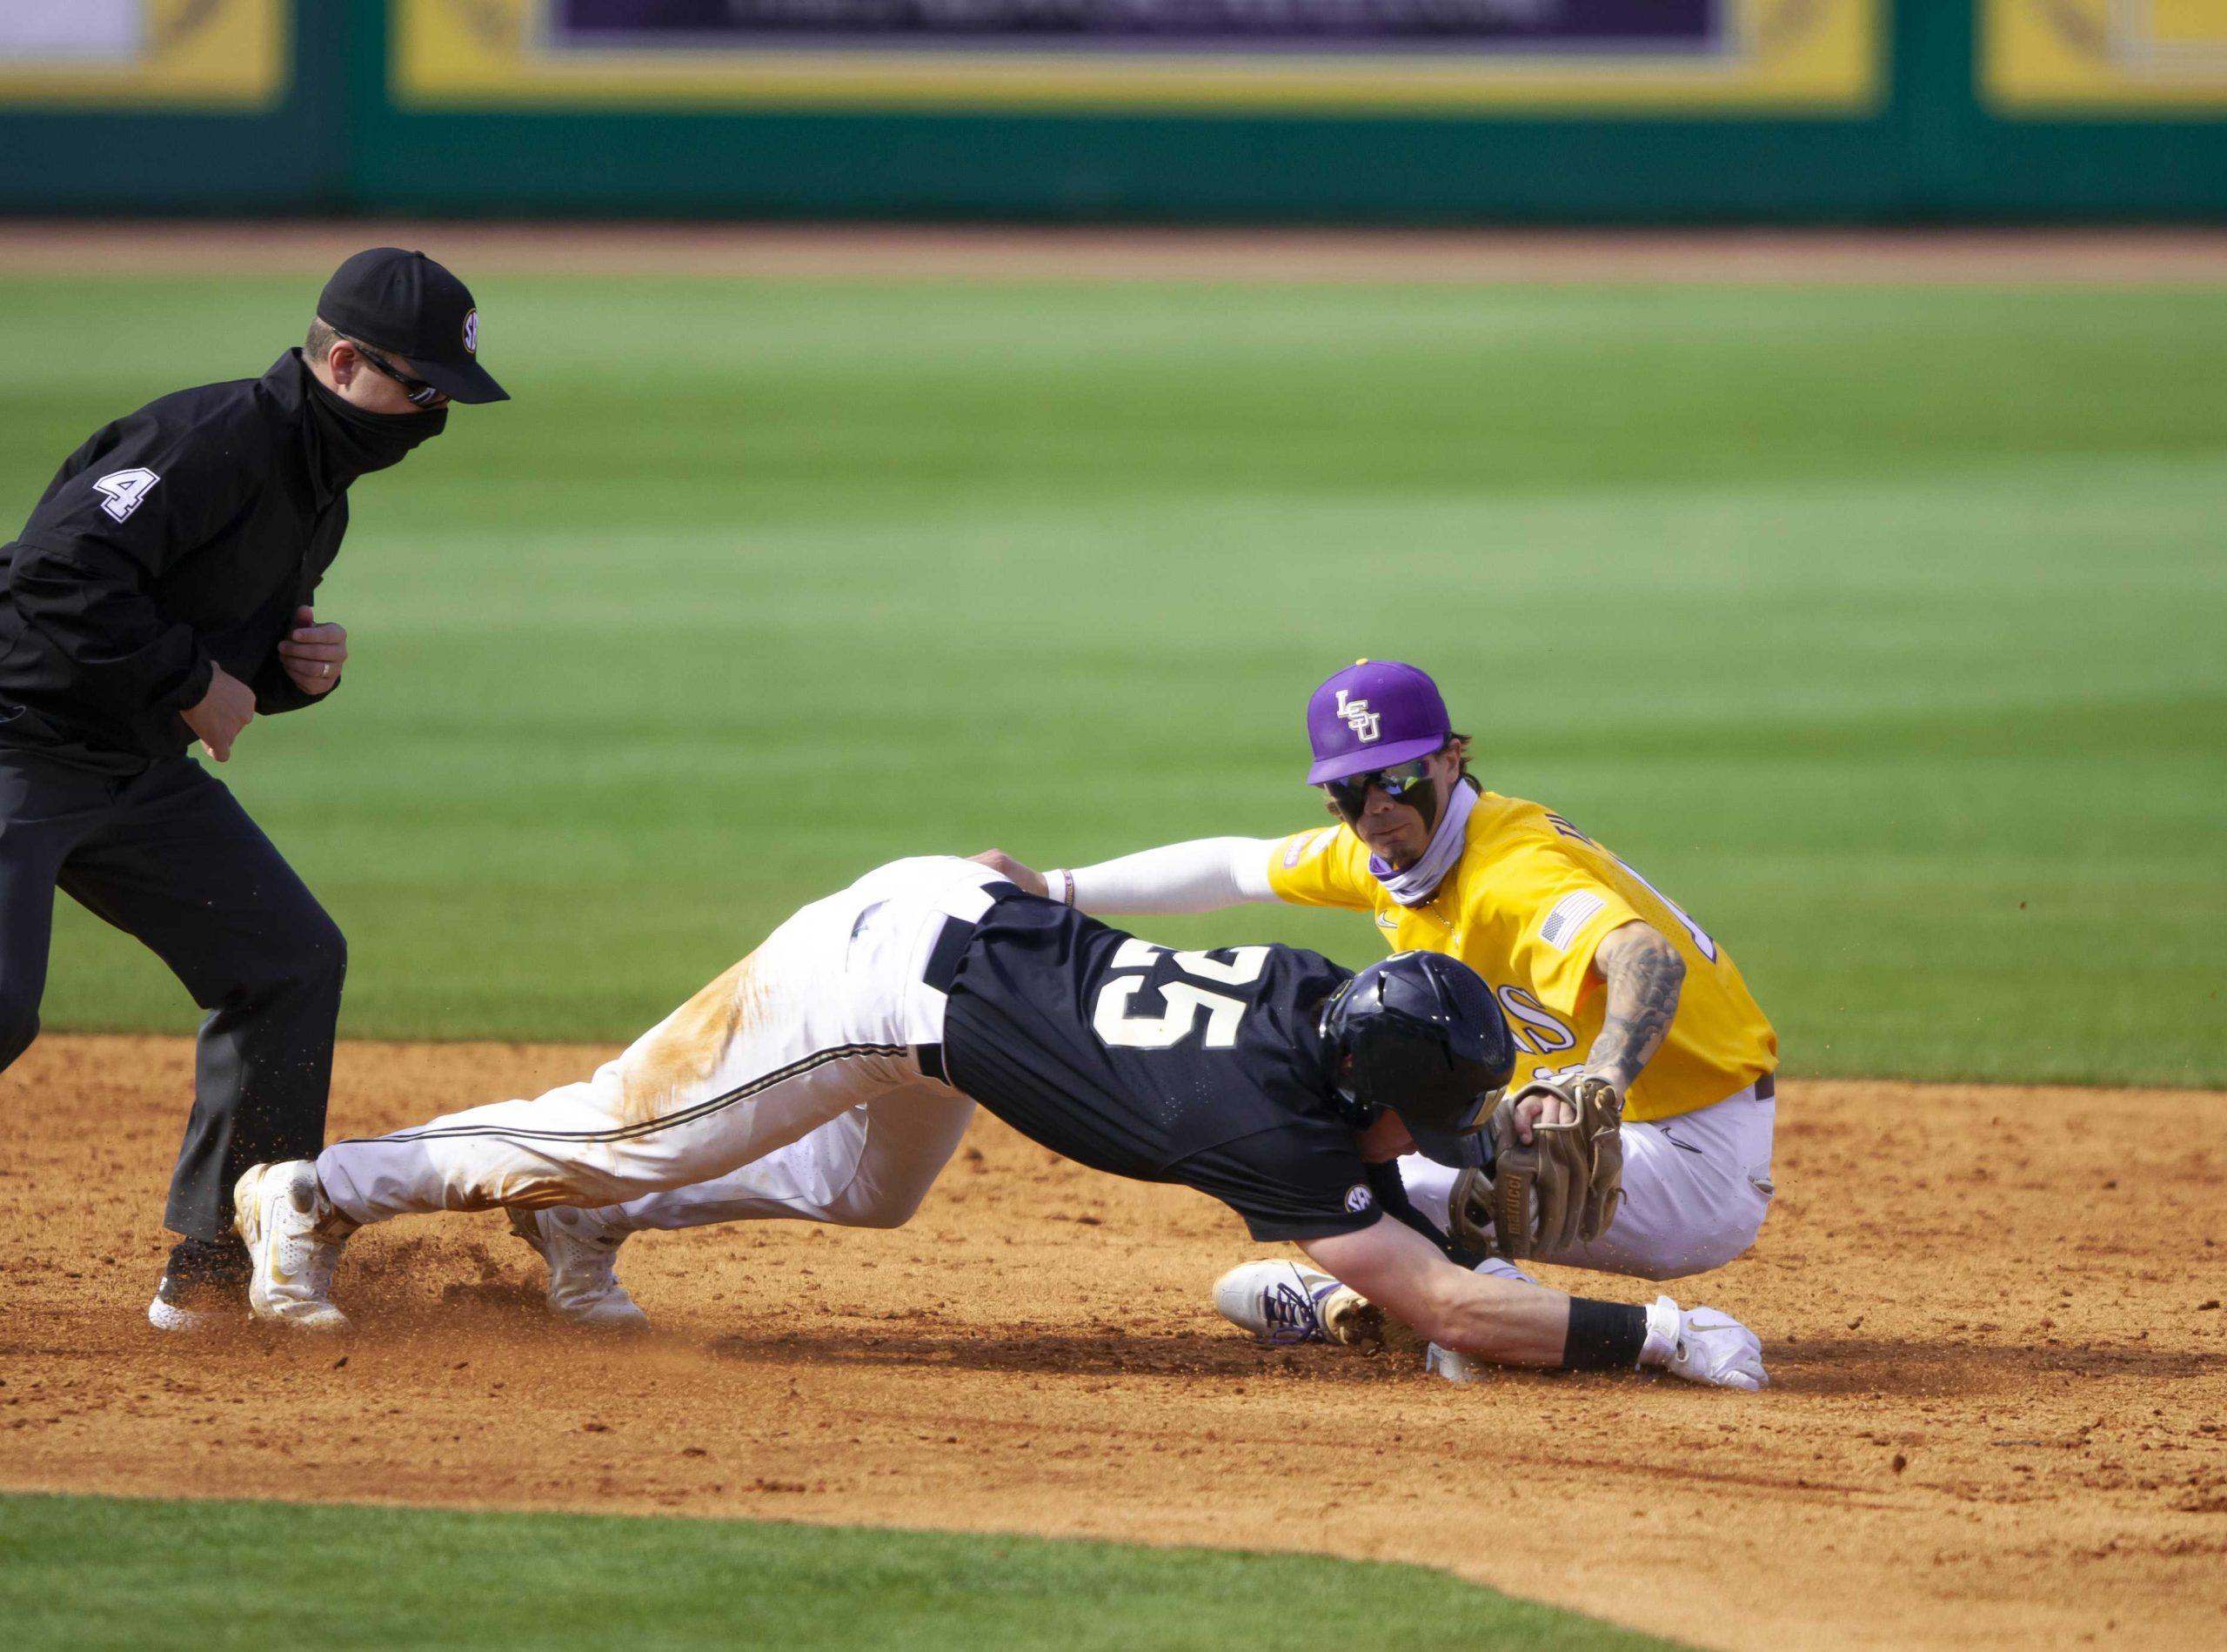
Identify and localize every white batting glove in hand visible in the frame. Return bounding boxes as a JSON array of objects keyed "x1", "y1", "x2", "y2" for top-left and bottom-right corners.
[{"x1": 1641, "y1": 1295, "x2": 1768, "y2": 1392}]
